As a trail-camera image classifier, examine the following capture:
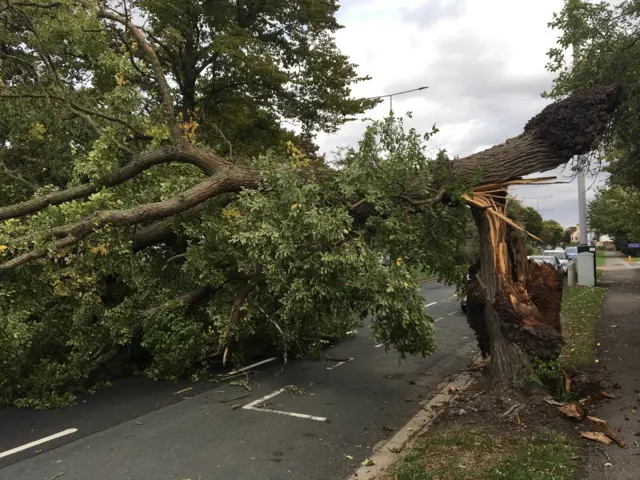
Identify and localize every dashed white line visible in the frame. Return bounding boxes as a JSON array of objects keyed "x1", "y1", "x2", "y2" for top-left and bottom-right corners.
[
  {"x1": 424, "y1": 302, "x2": 438, "y2": 308},
  {"x1": 0, "y1": 429, "x2": 78, "y2": 459},
  {"x1": 447, "y1": 311, "x2": 457, "y2": 316},
  {"x1": 434, "y1": 317, "x2": 443, "y2": 323},
  {"x1": 228, "y1": 357, "x2": 277, "y2": 375},
  {"x1": 375, "y1": 343, "x2": 385, "y2": 348},
  {"x1": 243, "y1": 388, "x2": 328, "y2": 422}
]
